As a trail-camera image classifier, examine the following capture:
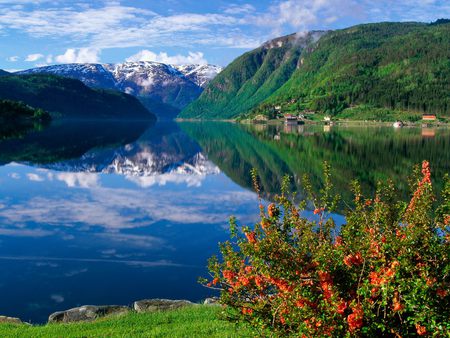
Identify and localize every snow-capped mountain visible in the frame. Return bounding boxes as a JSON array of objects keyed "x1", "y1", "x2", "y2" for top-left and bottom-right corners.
[
  {"x1": 38, "y1": 126, "x2": 221, "y2": 187},
  {"x1": 103, "y1": 61, "x2": 202, "y2": 110},
  {"x1": 174, "y1": 64, "x2": 223, "y2": 88},
  {"x1": 16, "y1": 62, "x2": 222, "y2": 118},
  {"x1": 17, "y1": 63, "x2": 117, "y2": 89}
]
